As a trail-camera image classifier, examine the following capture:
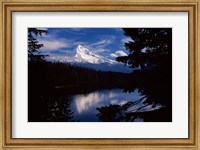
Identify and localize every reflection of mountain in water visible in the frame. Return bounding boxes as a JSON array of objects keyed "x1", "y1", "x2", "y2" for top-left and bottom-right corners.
[{"x1": 70, "y1": 89, "x2": 163, "y2": 122}]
